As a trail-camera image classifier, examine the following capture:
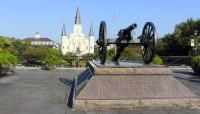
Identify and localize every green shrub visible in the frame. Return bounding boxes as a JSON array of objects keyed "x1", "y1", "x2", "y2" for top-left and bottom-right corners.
[
  {"x1": 59, "y1": 59, "x2": 67, "y2": 67},
  {"x1": 43, "y1": 56, "x2": 59, "y2": 70},
  {"x1": 151, "y1": 55, "x2": 163, "y2": 65},
  {"x1": 191, "y1": 56, "x2": 200, "y2": 74},
  {"x1": 43, "y1": 56, "x2": 66, "y2": 70},
  {"x1": 0, "y1": 51, "x2": 18, "y2": 75}
]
